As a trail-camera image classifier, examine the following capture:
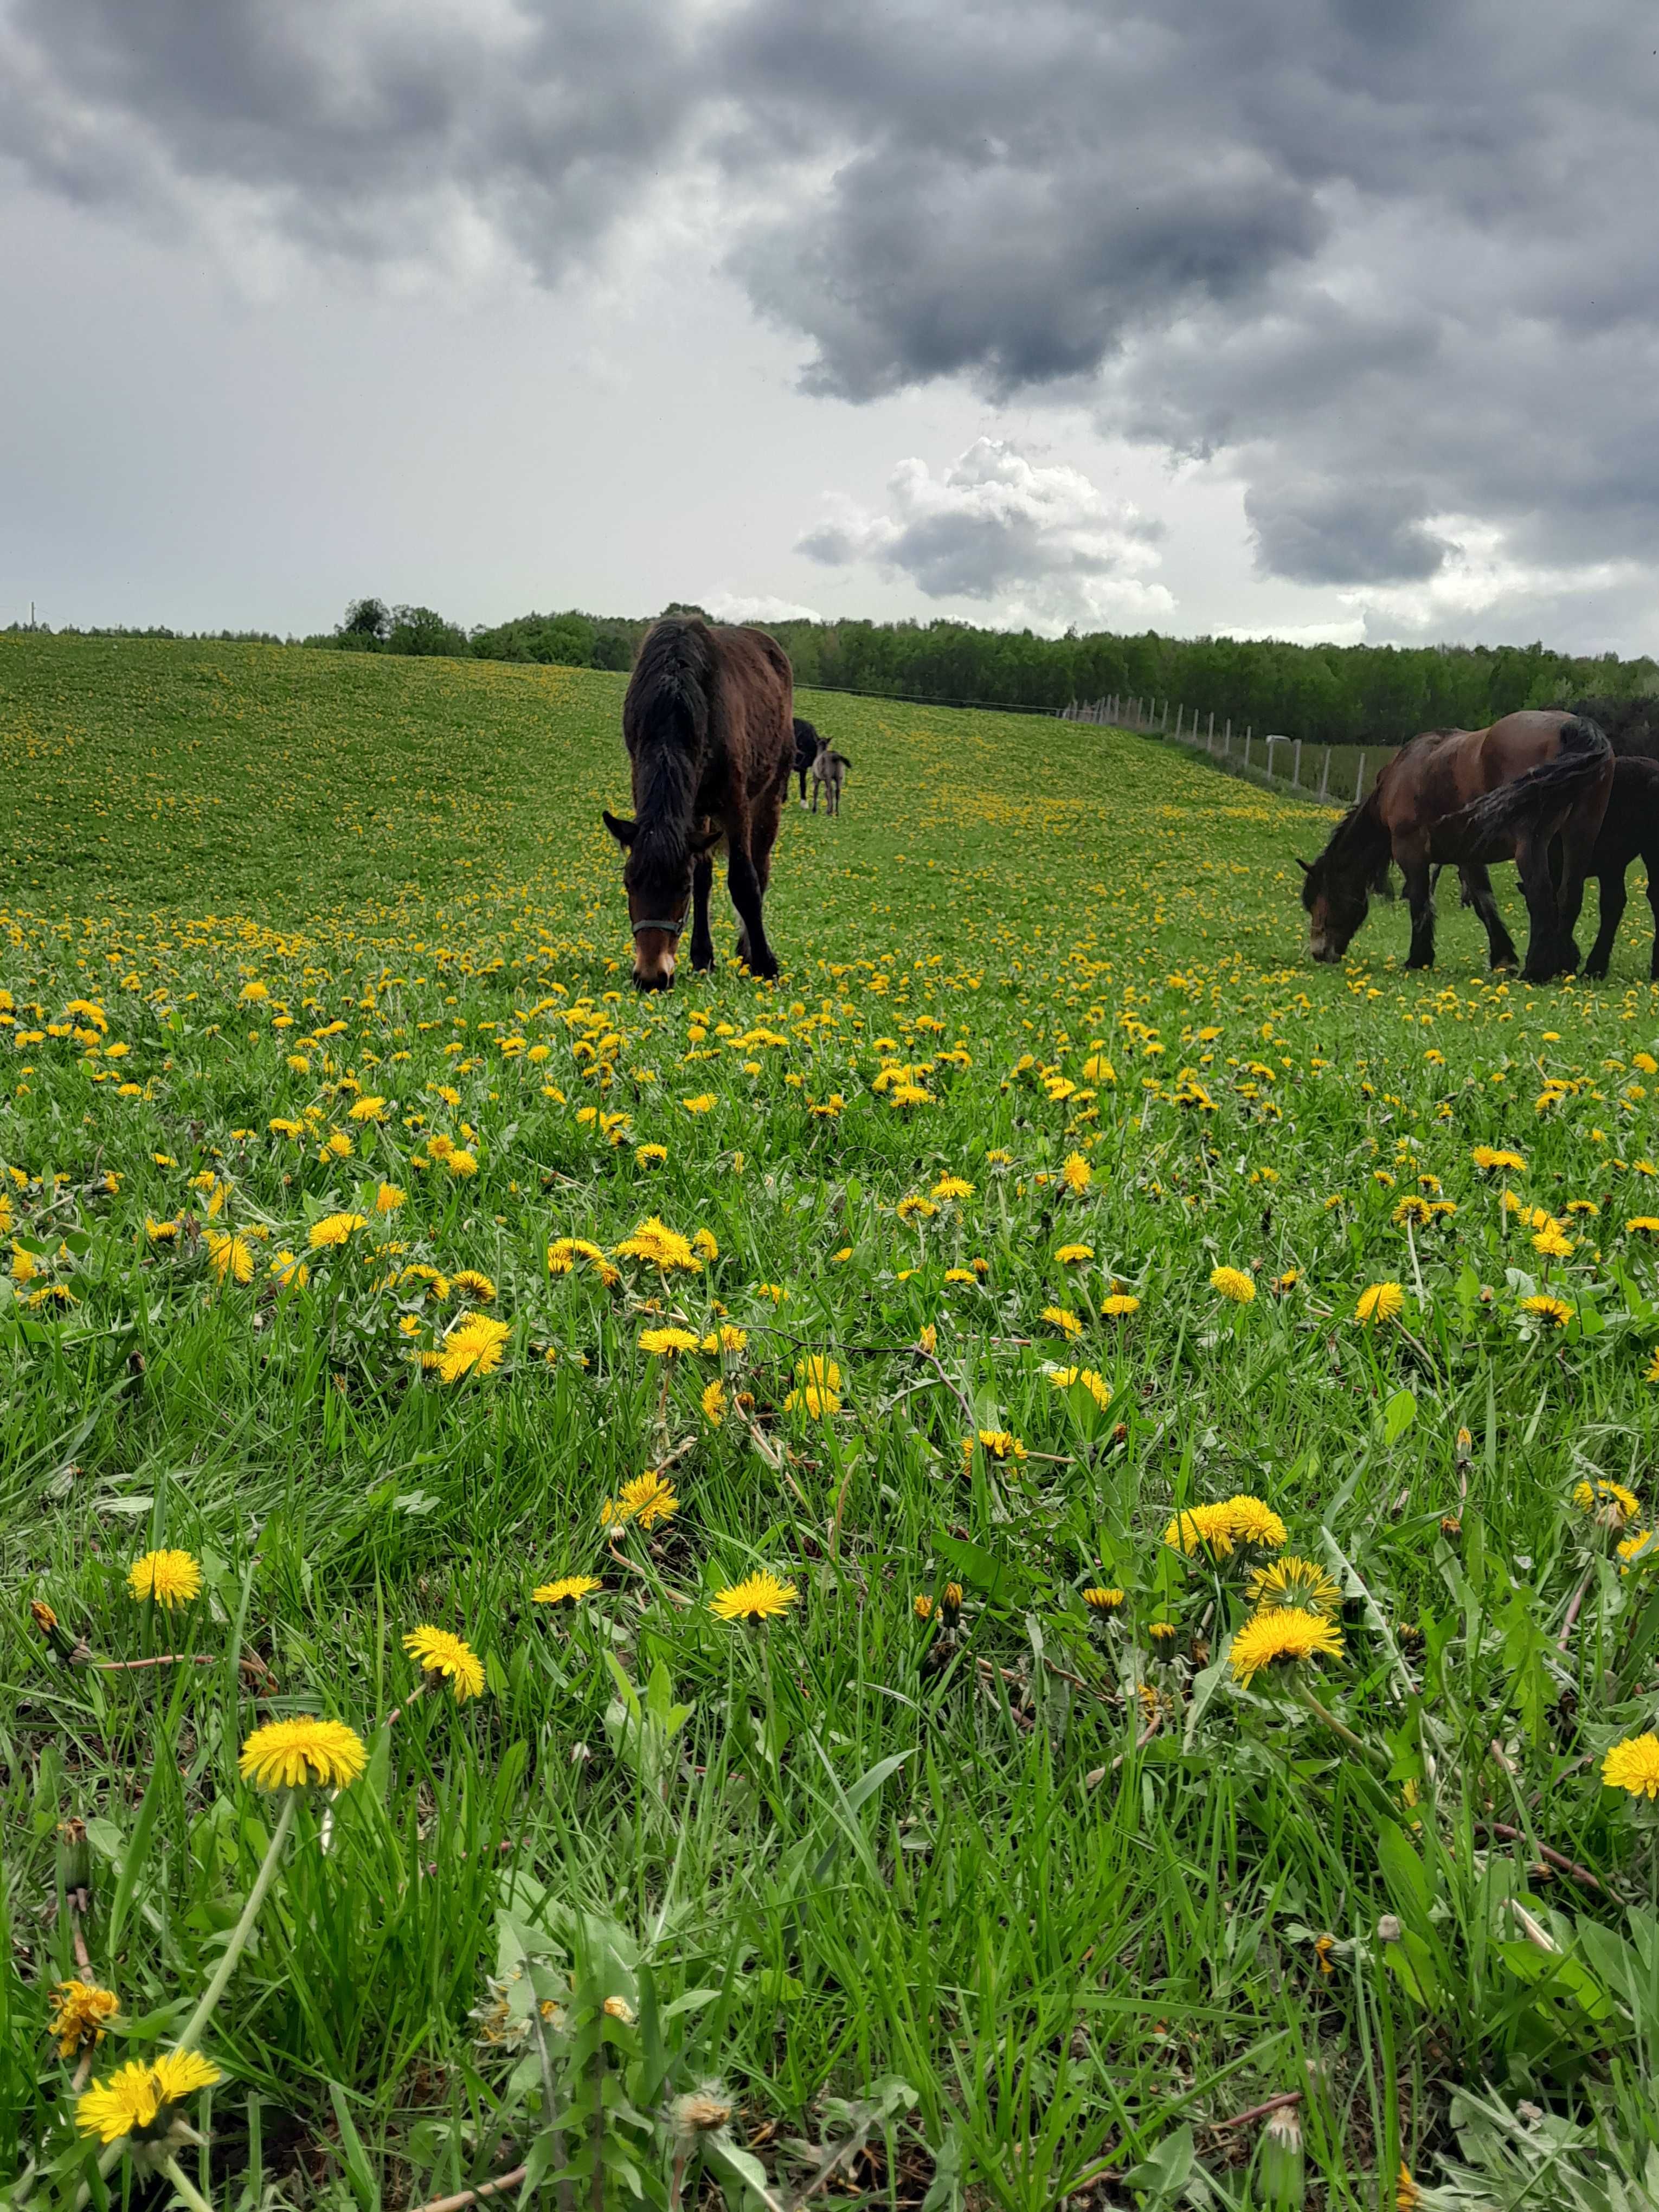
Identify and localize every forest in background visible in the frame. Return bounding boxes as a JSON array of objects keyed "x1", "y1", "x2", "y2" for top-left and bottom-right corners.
[{"x1": 12, "y1": 596, "x2": 1659, "y2": 749}]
